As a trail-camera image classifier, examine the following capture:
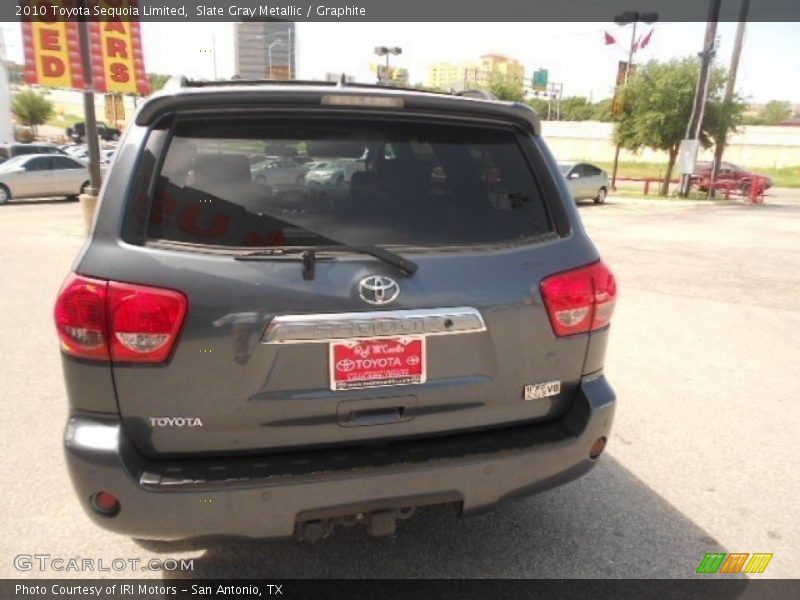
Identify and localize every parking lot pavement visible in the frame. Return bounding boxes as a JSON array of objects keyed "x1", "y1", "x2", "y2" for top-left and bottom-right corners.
[{"x1": 0, "y1": 193, "x2": 798, "y2": 578}]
